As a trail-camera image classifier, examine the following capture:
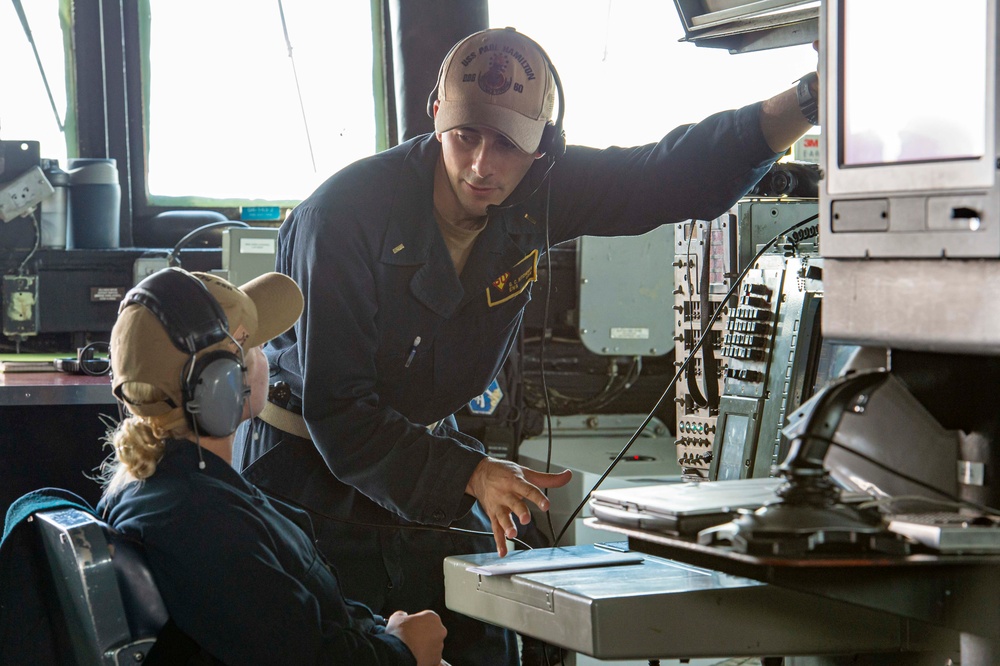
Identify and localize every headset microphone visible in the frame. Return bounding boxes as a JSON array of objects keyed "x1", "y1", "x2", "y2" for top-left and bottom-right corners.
[
  {"x1": 485, "y1": 157, "x2": 558, "y2": 215},
  {"x1": 248, "y1": 399, "x2": 259, "y2": 441}
]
